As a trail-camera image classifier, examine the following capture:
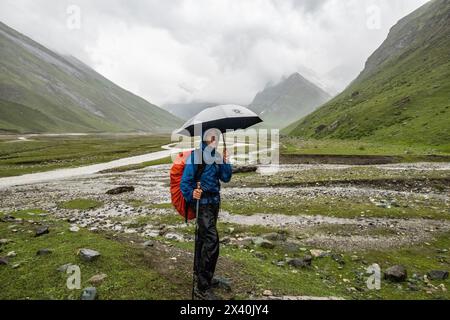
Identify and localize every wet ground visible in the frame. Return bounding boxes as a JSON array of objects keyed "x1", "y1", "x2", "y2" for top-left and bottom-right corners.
[
  {"x1": 1, "y1": 162, "x2": 449, "y2": 252},
  {"x1": 1, "y1": 160, "x2": 449, "y2": 300}
]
